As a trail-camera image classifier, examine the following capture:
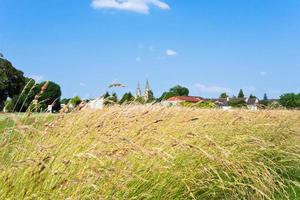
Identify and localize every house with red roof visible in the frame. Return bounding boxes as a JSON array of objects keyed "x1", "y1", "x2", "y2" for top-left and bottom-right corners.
[{"x1": 162, "y1": 96, "x2": 204, "y2": 106}]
